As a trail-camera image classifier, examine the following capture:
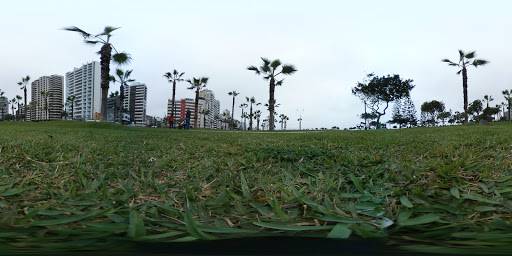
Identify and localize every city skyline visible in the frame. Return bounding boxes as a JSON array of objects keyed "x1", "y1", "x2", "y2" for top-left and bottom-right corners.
[{"x1": 2, "y1": 1, "x2": 512, "y2": 129}]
